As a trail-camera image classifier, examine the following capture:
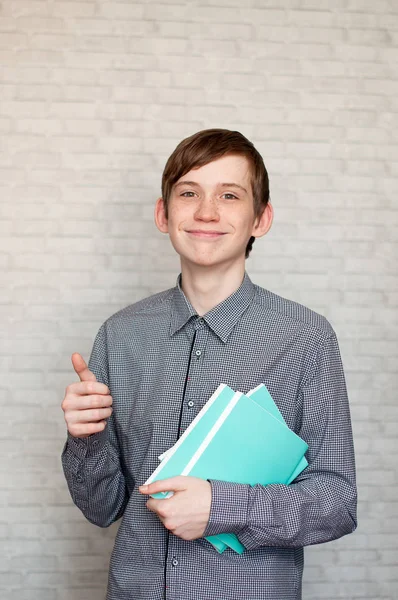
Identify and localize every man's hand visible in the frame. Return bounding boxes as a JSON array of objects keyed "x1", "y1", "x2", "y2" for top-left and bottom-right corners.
[
  {"x1": 61, "y1": 353, "x2": 113, "y2": 438},
  {"x1": 139, "y1": 476, "x2": 212, "y2": 541}
]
